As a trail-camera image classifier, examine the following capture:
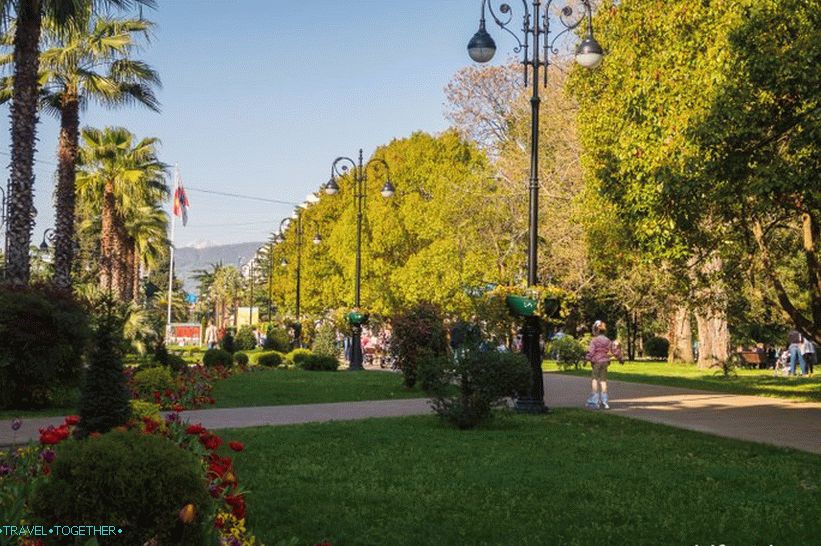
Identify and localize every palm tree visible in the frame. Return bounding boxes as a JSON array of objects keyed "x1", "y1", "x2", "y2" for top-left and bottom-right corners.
[
  {"x1": 76, "y1": 126, "x2": 167, "y2": 300},
  {"x1": 38, "y1": 11, "x2": 160, "y2": 289},
  {"x1": 0, "y1": 0, "x2": 155, "y2": 286},
  {"x1": 124, "y1": 203, "x2": 167, "y2": 301}
]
